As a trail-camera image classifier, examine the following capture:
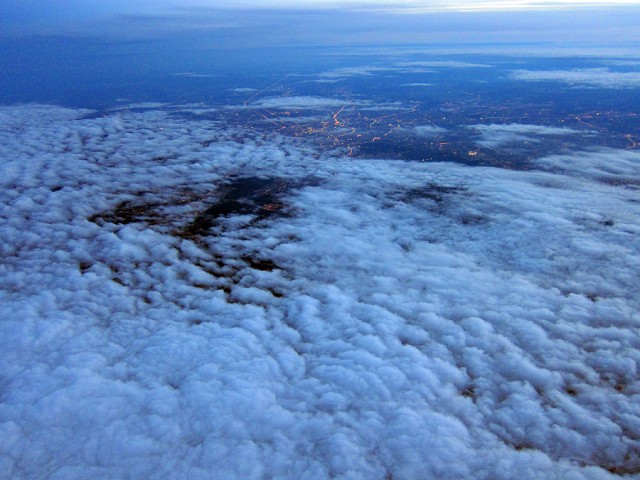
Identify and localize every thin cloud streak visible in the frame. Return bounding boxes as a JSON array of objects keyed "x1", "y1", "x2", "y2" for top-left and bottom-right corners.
[{"x1": 180, "y1": 0, "x2": 640, "y2": 13}]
